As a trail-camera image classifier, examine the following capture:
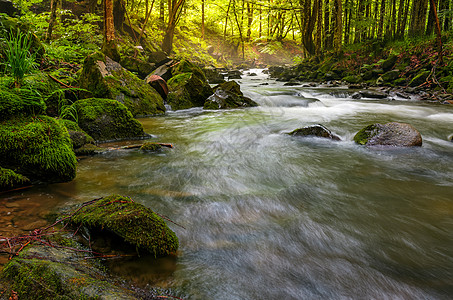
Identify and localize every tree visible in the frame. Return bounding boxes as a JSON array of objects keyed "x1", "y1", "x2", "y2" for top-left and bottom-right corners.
[
  {"x1": 46, "y1": 0, "x2": 61, "y2": 41},
  {"x1": 102, "y1": 0, "x2": 120, "y2": 61},
  {"x1": 162, "y1": 0, "x2": 186, "y2": 54}
]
